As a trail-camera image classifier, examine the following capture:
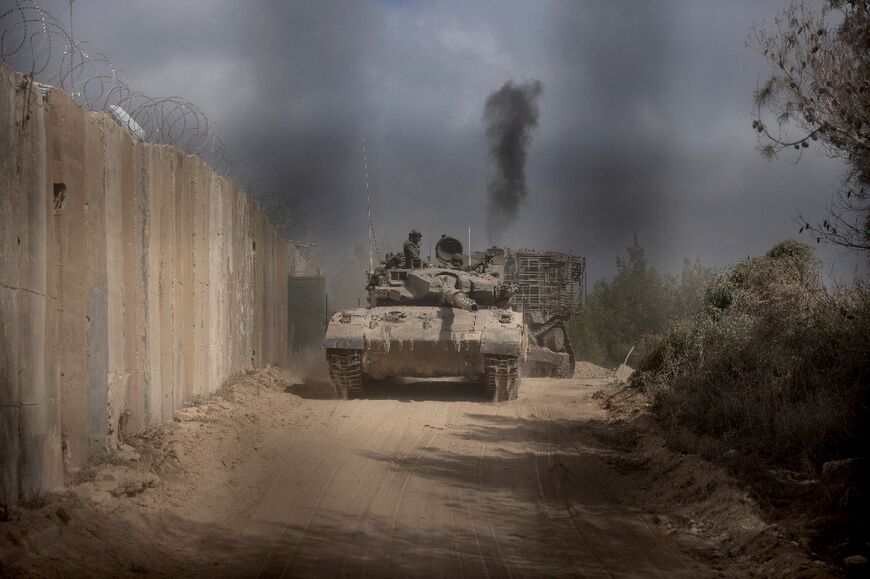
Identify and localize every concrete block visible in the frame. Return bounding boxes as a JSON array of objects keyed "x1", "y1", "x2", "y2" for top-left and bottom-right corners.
[
  {"x1": 106, "y1": 371, "x2": 128, "y2": 447},
  {"x1": 84, "y1": 113, "x2": 107, "y2": 474},
  {"x1": 44, "y1": 296, "x2": 59, "y2": 403},
  {"x1": 0, "y1": 286, "x2": 18, "y2": 406},
  {"x1": 144, "y1": 147, "x2": 163, "y2": 425},
  {"x1": 173, "y1": 152, "x2": 192, "y2": 408},
  {"x1": 49, "y1": 87, "x2": 90, "y2": 473},
  {"x1": 103, "y1": 122, "x2": 126, "y2": 448},
  {"x1": 120, "y1": 132, "x2": 143, "y2": 433},
  {"x1": 207, "y1": 174, "x2": 225, "y2": 391},
  {"x1": 191, "y1": 163, "x2": 209, "y2": 398},
  {"x1": 0, "y1": 406, "x2": 19, "y2": 509},
  {"x1": 57, "y1": 308, "x2": 88, "y2": 386},
  {"x1": 158, "y1": 147, "x2": 176, "y2": 422},
  {"x1": 48, "y1": 88, "x2": 87, "y2": 280},
  {"x1": 0, "y1": 64, "x2": 19, "y2": 290},
  {"x1": 59, "y1": 309, "x2": 89, "y2": 471},
  {"x1": 84, "y1": 112, "x2": 107, "y2": 293},
  {"x1": 18, "y1": 403, "x2": 45, "y2": 501},
  {"x1": 43, "y1": 298, "x2": 63, "y2": 490},
  {"x1": 87, "y1": 286, "x2": 109, "y2": 454},
  {"x1": 17, "y1": 77, "x2": 47, "y2": 297},
  {"x1": 145, "y1": 276, "x2": 161, "y2": 427},
  {"x1": 43, "y1": 396, "x2": 64, "y2": 490},
  {"x1": 17, "y1": 290, "x2": 46, "y2": 405},
  {"x1": 44, "y1": 127, "x2": 58, "y2": 306}
]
